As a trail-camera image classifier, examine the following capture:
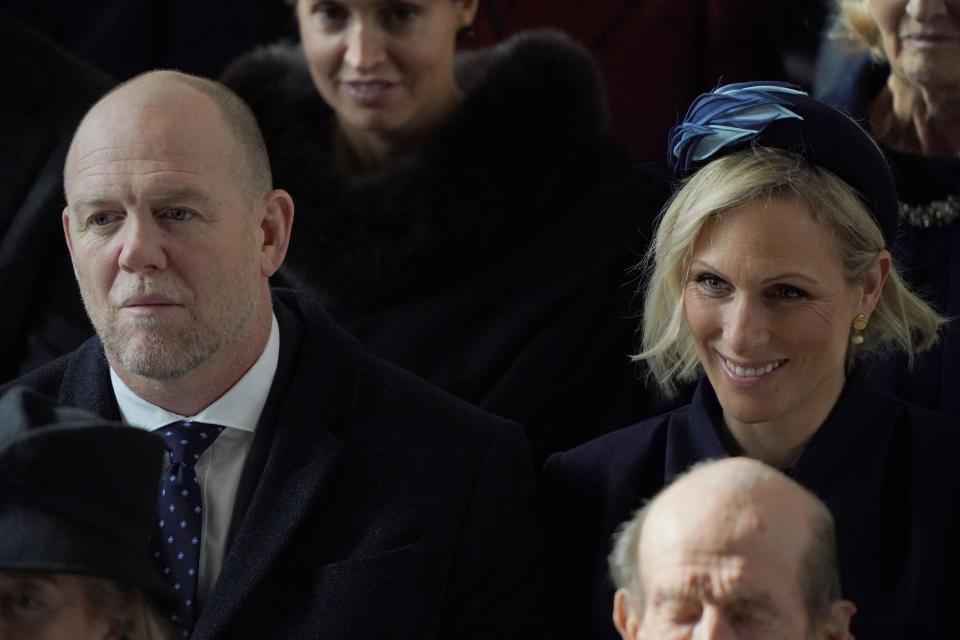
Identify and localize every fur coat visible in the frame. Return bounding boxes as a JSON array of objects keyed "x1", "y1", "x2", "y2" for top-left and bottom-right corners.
[{"x1": 222, "y1": 31, "x2": 671, "y2": 463}]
